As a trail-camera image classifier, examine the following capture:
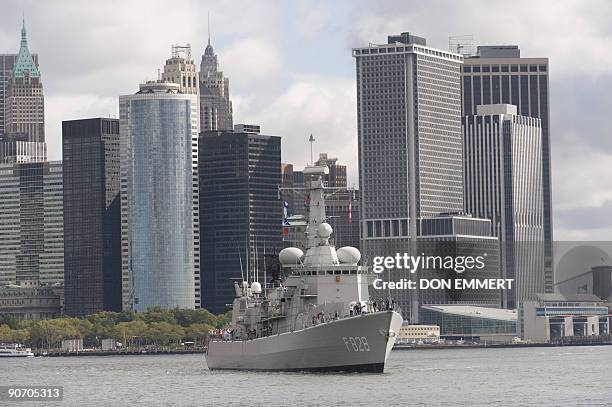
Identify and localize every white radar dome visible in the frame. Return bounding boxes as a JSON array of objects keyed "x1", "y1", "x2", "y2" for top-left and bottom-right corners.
[
  {"x1": 337, "y1": 246, "x2": 361, "y2": 265},
  {"x1": 317, "y1": 222, "x2": 333, "y2": 238},
  {"x1": 250, "y1": 281, "x2": 262, "y2": 294},
  {"x1": 279, "y1": 247, "x2": 304, "y2": 266}
]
